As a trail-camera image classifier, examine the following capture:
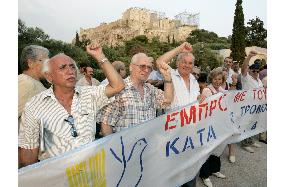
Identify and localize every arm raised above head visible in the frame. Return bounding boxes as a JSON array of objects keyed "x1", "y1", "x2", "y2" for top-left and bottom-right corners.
[
  {"x1": 156, "y1": 42, "x2": 193, "y2": 66},
  {"x1": 86, "y1": 44, "x2": 125, "y2": 98},
  {"x1": 241, "y1": 51, "x2": 257, "y2": 76}
]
